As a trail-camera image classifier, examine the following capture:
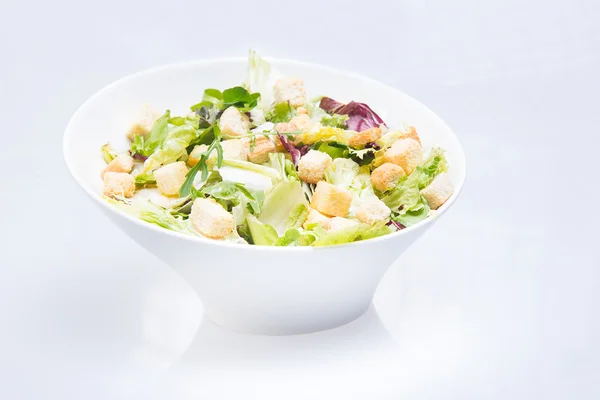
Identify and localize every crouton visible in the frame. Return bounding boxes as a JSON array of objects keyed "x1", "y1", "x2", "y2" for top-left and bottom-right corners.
[
  {"x1": 297, "y1": 106, "x2": 308, "y2": 115},
  {"x1": 349, "y1": 127, "x2": 382, "y2": 149},
  {"x1": 298, "y1": 150, "x2": 332, "y2": 184},
  {"x1": 420, "y1": 172, "x2": 454, "y2": 210},
  {"x1": 219, "y1": 106, "x2": 250, "y2": 137},
  {"x1": 245, "y1": 136, "x2": 276, "y2": 164},
  {"x1": 355, "y1": 197, "x2": 391, "y2": 225},
  {"x1": 310, "y1": 181, "x2": 352, "y2": 217},
  {"x1": 384, "y1": 138, "x2": 422, "y2": 175},
  {"x1": 273, "y1": 78, "x2": 306, "y2": 107},
  {"x1": 154, "y1": 161, "x2": 188, "y2": 197},
  {"x1": 101, "y1": 154, "x2": 134, "y2": 179},
  {"x1": 190, "y1": 197, "x2": 234, "y2": 239},
  {"x1": 187, "y1": 145, "x2": 209, "y2": 167},
  {"x1": 401, "y1": 126, "x2": 421, "y2": 145},
  {"x1": 328, "y1": 217, "x2": 358, "y2": 232},
  {"x1": 126, "y1": 105, "x2": 161, "y2": 141},
  {"x1": 221, "y1": 139, "x2": 247, "y2": 161},
  {"x1": 290, "y1": 114, "x2": 315, "y2": 132},
  {"x1": 370, "y1": 163, "x2": 406, "y2": 192},
  {"x1": 103, "y1": 172, "x2": 135, "y2": 198},
  {"x1": 302, "y1": 208, "x2": 332, "y2": 230}
]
